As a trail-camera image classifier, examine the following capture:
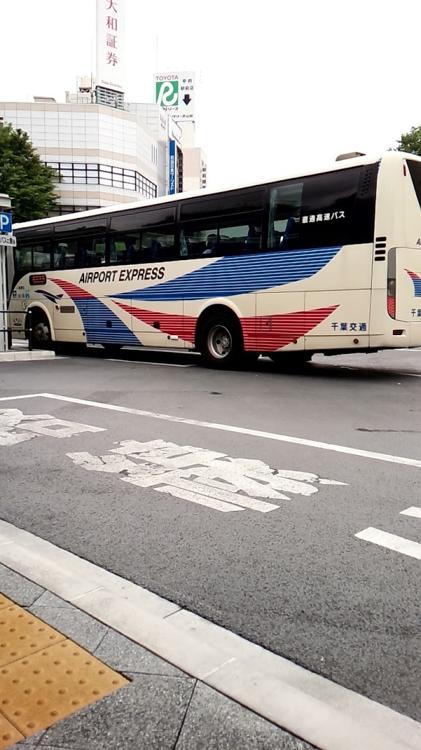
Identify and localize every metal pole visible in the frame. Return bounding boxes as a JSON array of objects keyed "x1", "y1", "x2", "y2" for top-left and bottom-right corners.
[{"x1": 27, "y1": 309, "x2": 33, "y2": 352}]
